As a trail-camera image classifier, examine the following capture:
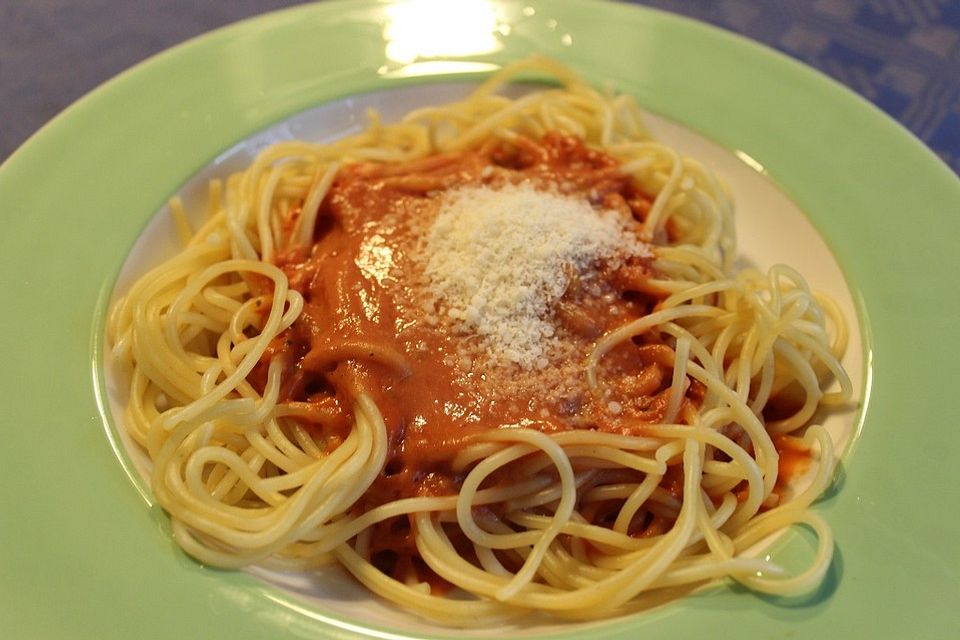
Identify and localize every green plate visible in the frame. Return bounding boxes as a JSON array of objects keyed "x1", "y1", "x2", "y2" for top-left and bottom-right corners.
[{"x1": 1, "y1": 1, "x2": 957, "y2": 638}]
